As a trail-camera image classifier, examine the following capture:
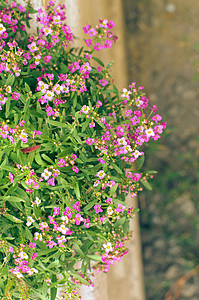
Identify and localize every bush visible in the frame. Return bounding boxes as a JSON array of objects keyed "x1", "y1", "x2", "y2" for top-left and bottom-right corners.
[{"x1": 0, "y1": 1, "x2": 166, "y2": 299}]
